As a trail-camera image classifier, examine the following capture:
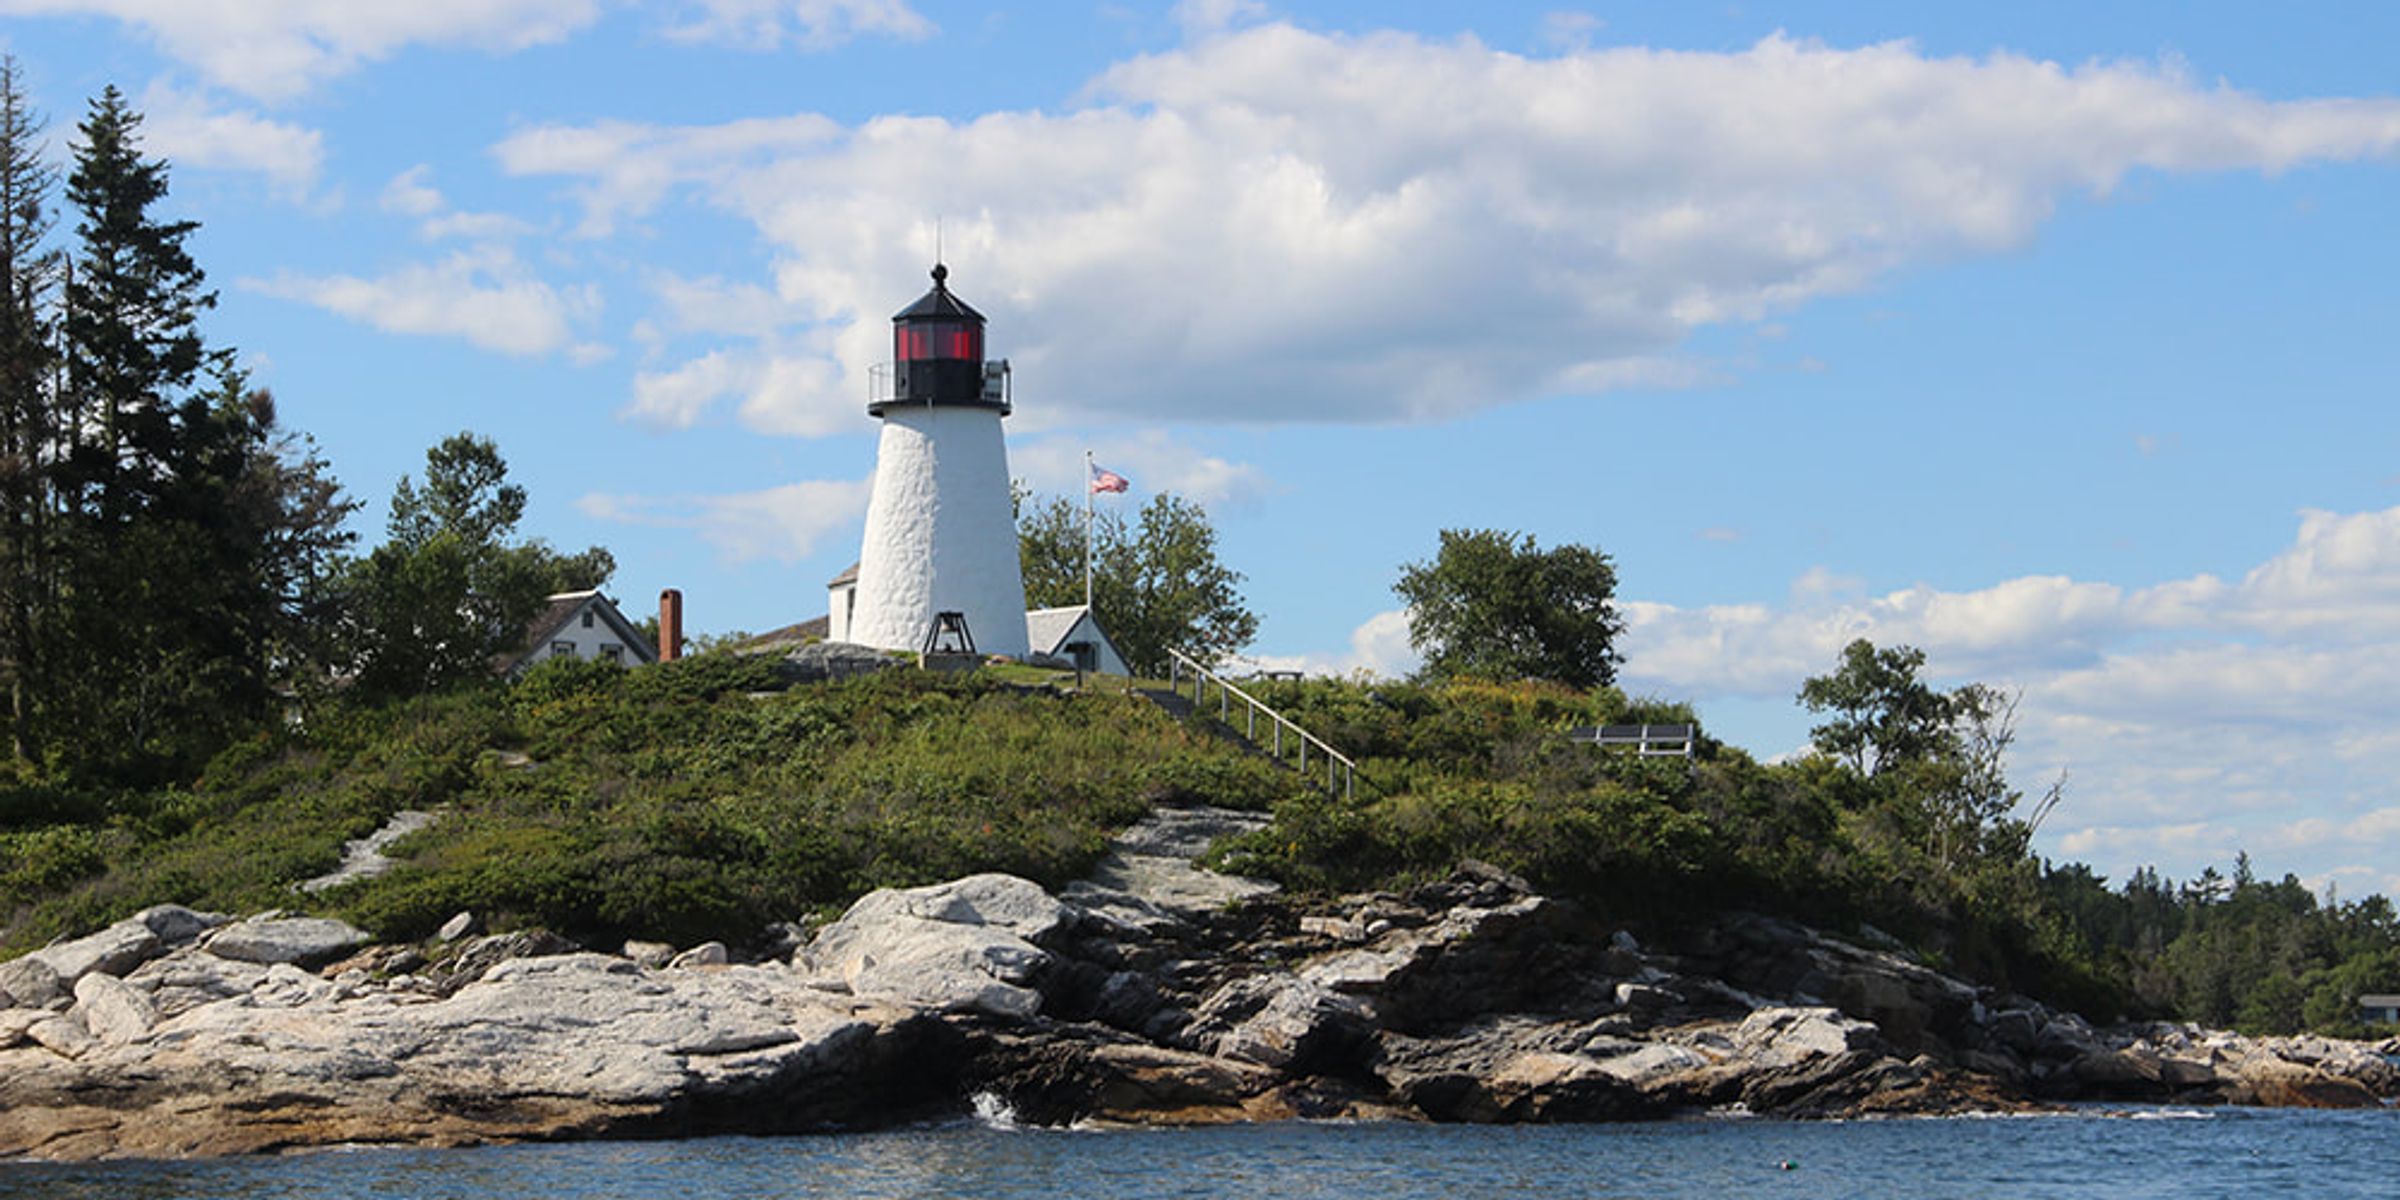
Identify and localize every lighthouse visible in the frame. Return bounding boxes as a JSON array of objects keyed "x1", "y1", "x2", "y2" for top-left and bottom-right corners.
[{"x1": 846, "y1": 264, "x2": 1031, "y2": 658}]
